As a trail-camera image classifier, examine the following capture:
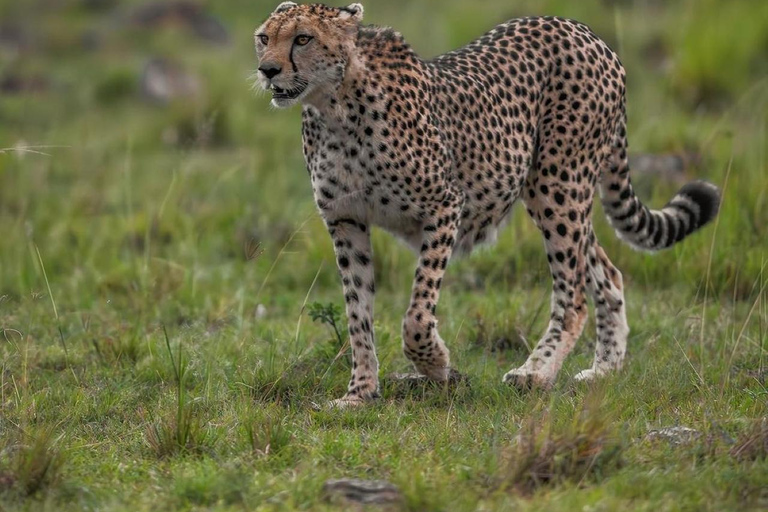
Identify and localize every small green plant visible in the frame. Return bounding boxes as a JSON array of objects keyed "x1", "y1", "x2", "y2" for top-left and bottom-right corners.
[{"x1": 307, "y1": 302, "x2": 344, "y2": 346}]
